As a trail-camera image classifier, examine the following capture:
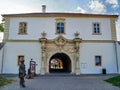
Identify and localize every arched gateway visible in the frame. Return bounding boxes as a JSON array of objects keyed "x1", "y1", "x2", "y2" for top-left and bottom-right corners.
[
  {"x1": 49, "y1": 53, "x2": 71, "y2": 73},
  {"x1": 39, "y1": 32, "x2": 81, "y2": 75}
]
